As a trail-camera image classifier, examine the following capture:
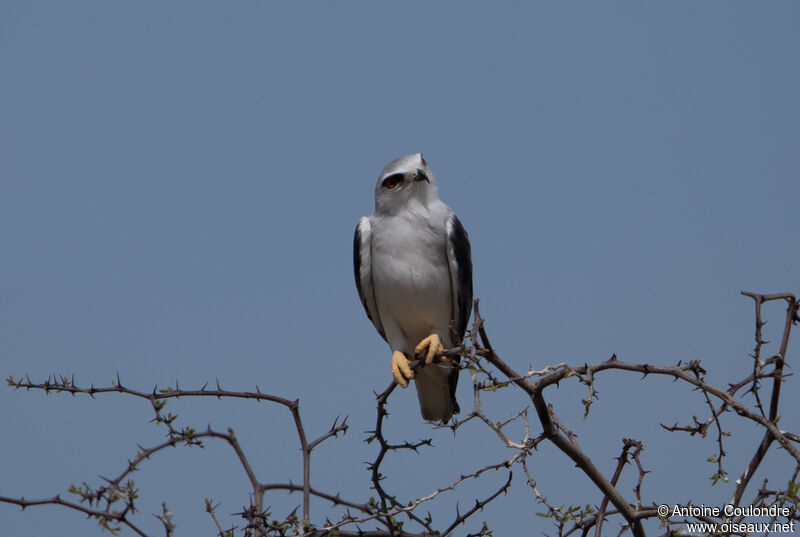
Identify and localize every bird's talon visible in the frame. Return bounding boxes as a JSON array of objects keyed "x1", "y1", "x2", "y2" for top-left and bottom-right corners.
[
  {"x1": 415, "y1": 334, "x2": 444, "y2": 366},
  {"x1": 391, "y1": 350, "x2": 413, "y2": 388}
]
